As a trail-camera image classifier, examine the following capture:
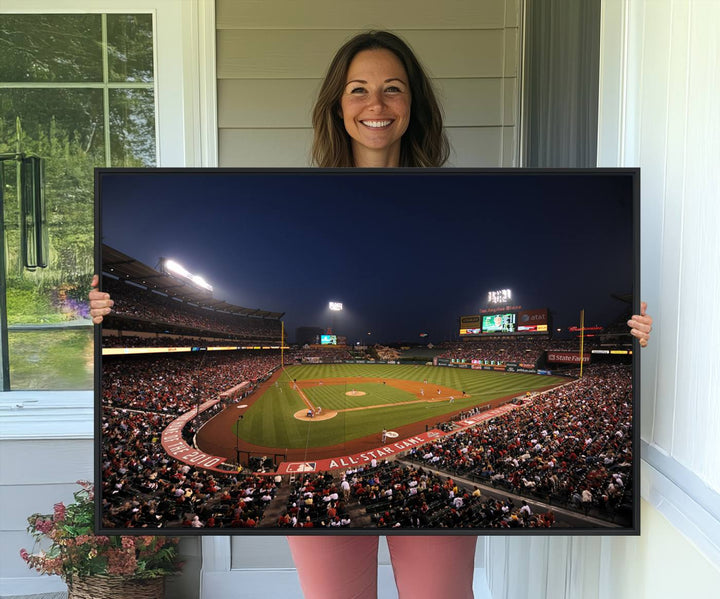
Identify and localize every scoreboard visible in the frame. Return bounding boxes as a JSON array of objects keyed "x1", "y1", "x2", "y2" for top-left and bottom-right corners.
[
  {"x1": 459, "y1": 309, "x2": 549, "y2": 337},
  {"x1": 482, "y1": 313, "x2": 516, "y2": 333}
]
